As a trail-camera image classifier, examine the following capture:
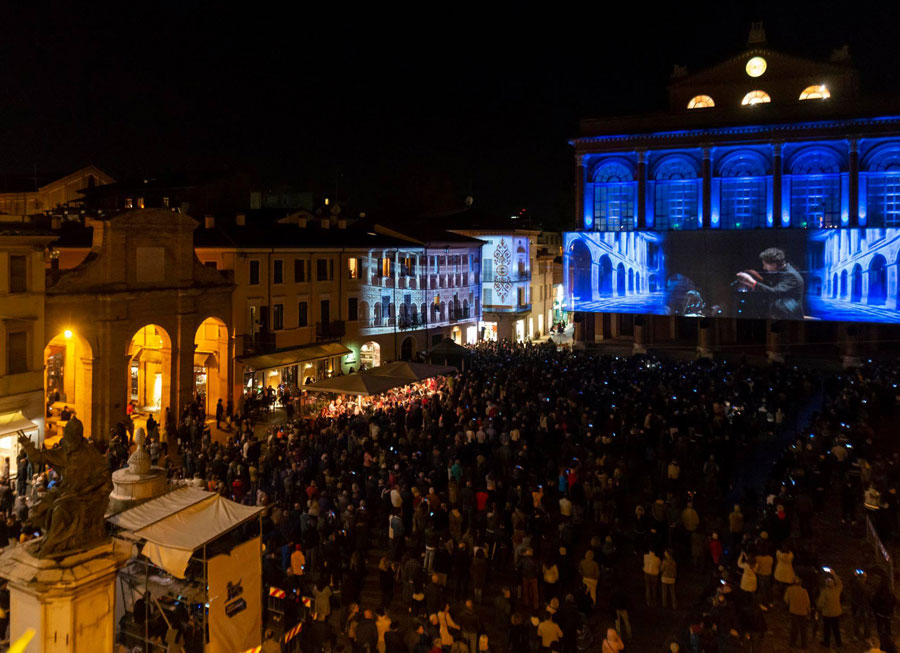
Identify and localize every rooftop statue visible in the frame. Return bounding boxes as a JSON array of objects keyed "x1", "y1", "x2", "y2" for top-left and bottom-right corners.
[{"x1": 17, "y1": 417, "x2": 112, "y2": 557}]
